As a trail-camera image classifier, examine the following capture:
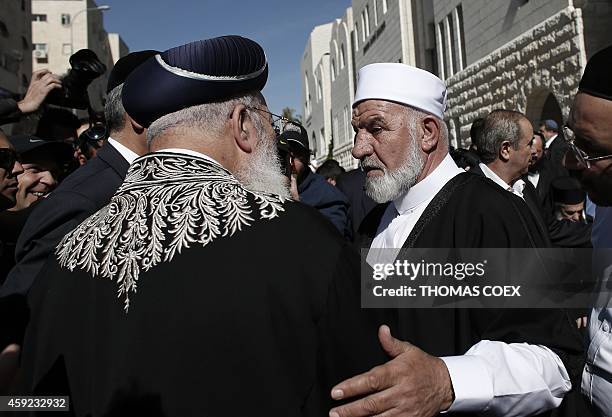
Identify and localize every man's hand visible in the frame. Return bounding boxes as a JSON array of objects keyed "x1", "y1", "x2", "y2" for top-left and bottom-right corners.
[
  {"x1": 329, "y1": 325, "x2": 454, "y2": 417},
  {"x1": 290, "y1": 174, "x2": 300, "y2": 201},
  {"x1": 17, "y1": 69, "x2": 62, "y2": 114}
]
